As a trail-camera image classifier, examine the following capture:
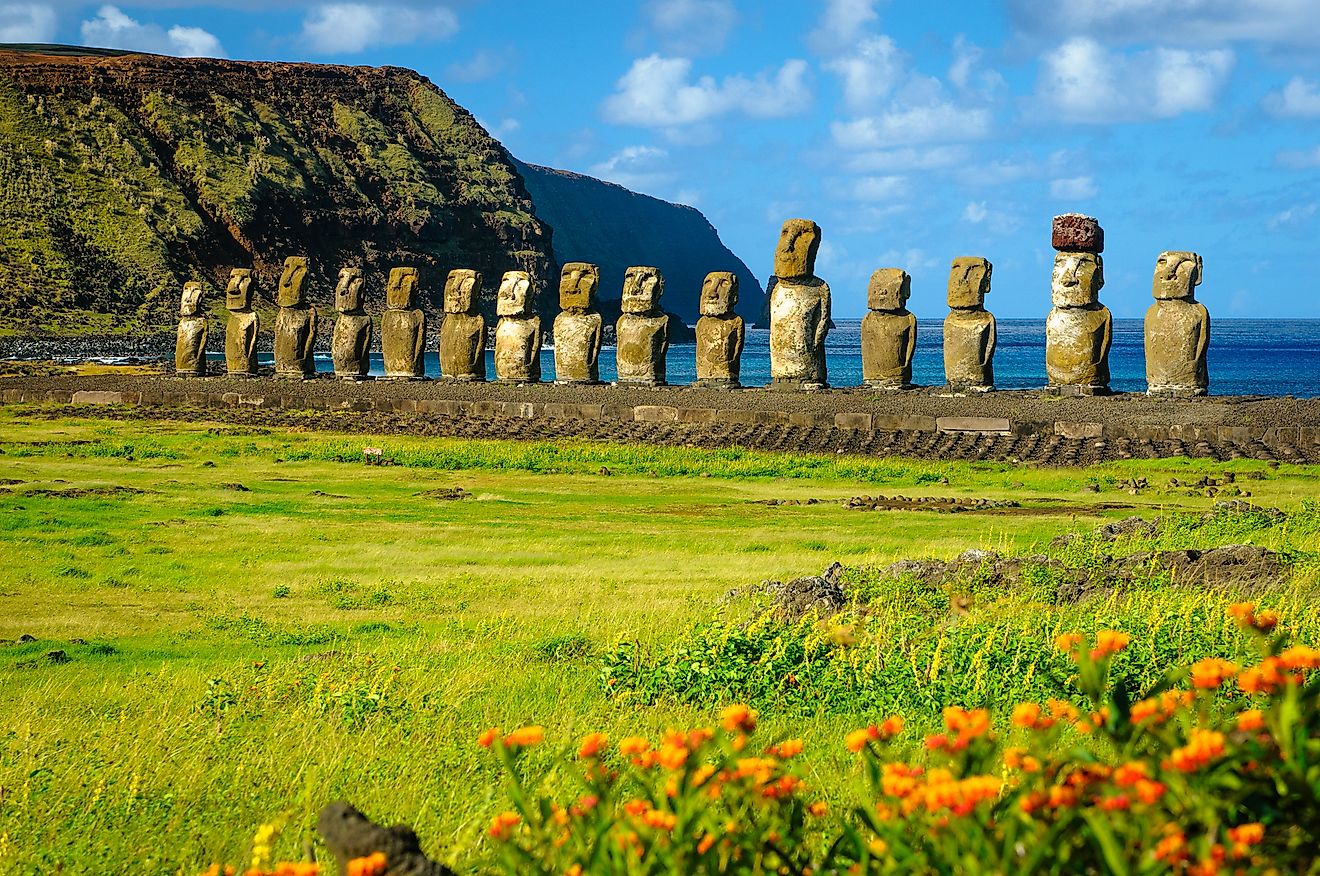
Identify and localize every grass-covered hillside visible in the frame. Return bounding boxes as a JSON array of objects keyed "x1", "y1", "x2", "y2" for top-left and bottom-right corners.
[{"x1": 0, "y1": 46, "x2": 552, "y2": 335}]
